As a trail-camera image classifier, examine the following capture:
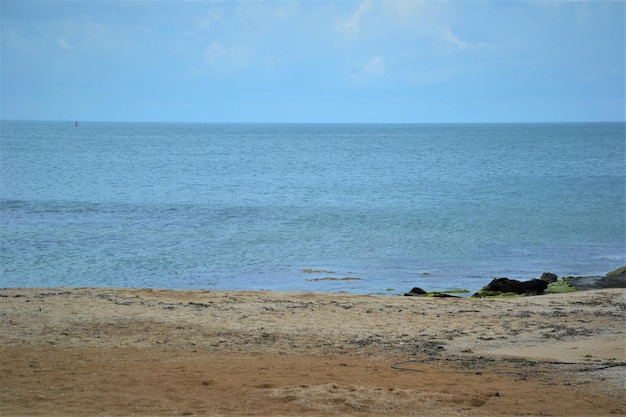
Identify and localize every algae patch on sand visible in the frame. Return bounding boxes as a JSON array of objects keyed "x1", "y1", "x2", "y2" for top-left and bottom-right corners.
[{"x1": 546, "y1": 279, "x2": 577, "y2": 293}]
